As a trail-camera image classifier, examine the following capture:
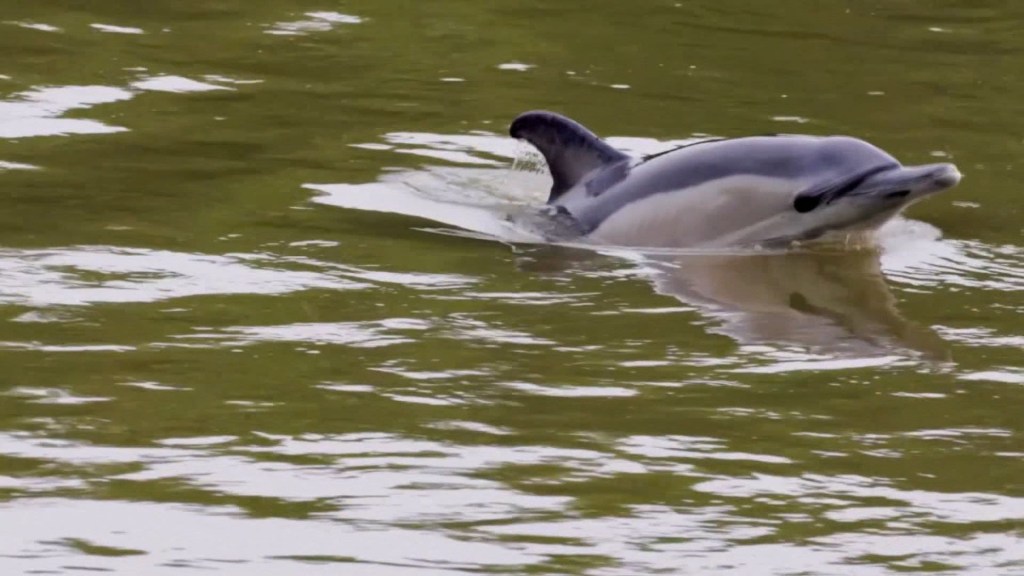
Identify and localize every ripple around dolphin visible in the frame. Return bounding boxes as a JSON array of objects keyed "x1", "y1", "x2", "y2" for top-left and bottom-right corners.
[
  {"x1": 306, "y1": 130, "x2": 973, "y2": 361},
  {"x1": 308, "y1": 129, "x2": 951, "y2": 255}
]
